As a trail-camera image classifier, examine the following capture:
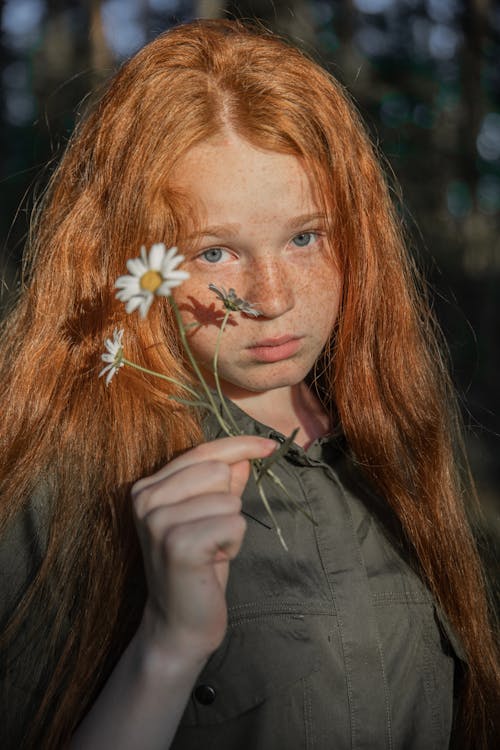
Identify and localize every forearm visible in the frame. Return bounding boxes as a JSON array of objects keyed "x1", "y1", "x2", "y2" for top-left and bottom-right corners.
[{"x1": 70, "y1": 620, "x2": 207, "y2": 750}]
